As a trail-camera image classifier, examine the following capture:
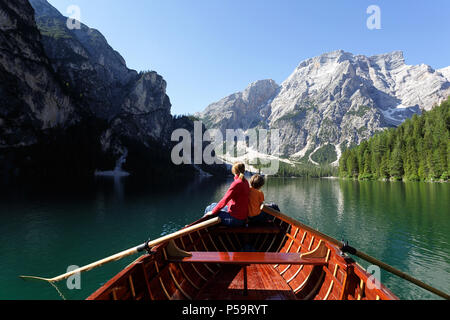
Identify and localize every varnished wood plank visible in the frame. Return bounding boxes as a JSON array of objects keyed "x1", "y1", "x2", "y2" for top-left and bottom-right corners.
[
  {"x1": 168, "y1": 266, "x2": 192, "y2": 300},
  {"x1": 195, "y1": 265, "x2": 297, "y2": 300},
  {"x1": 214, "y1": 225, "x2": 281, "y2": 234},
  {"x1": 128, "y1": 275, "x2": 136, "y2": 299},
  {"x1": 177, "y1": 263, "x2": 201, "y2": 290},
  {"x1": 178, "y1": 236, "x2": 211, "y2": 281},
  {"x1": 137, "y1": 262, "x2": 154, "y2": 300},
  {"x1": 169, "y1": 252, "x2": 328, "y2": 265}
]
